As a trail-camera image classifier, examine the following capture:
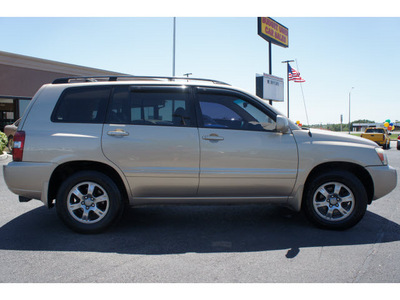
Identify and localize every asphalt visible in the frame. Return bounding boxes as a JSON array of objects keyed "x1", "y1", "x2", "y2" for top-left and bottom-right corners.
[{"x1": 0, "y1": 142, "x2": 399, "y2": 285}]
